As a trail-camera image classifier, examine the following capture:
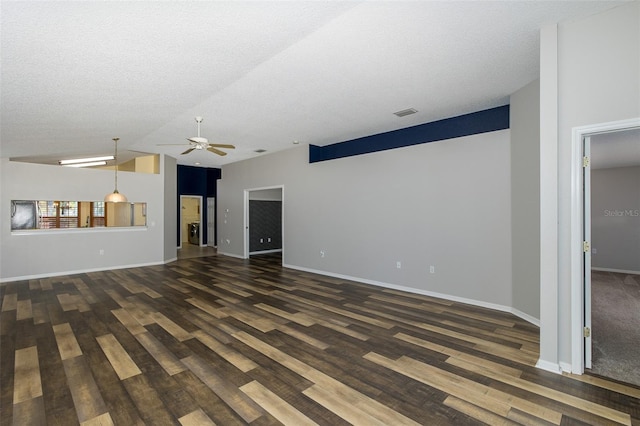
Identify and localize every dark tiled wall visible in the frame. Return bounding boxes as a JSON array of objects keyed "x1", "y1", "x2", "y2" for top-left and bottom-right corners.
[{"x1": 249, "y1": 200, "x2": 282, "y2": 252}]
